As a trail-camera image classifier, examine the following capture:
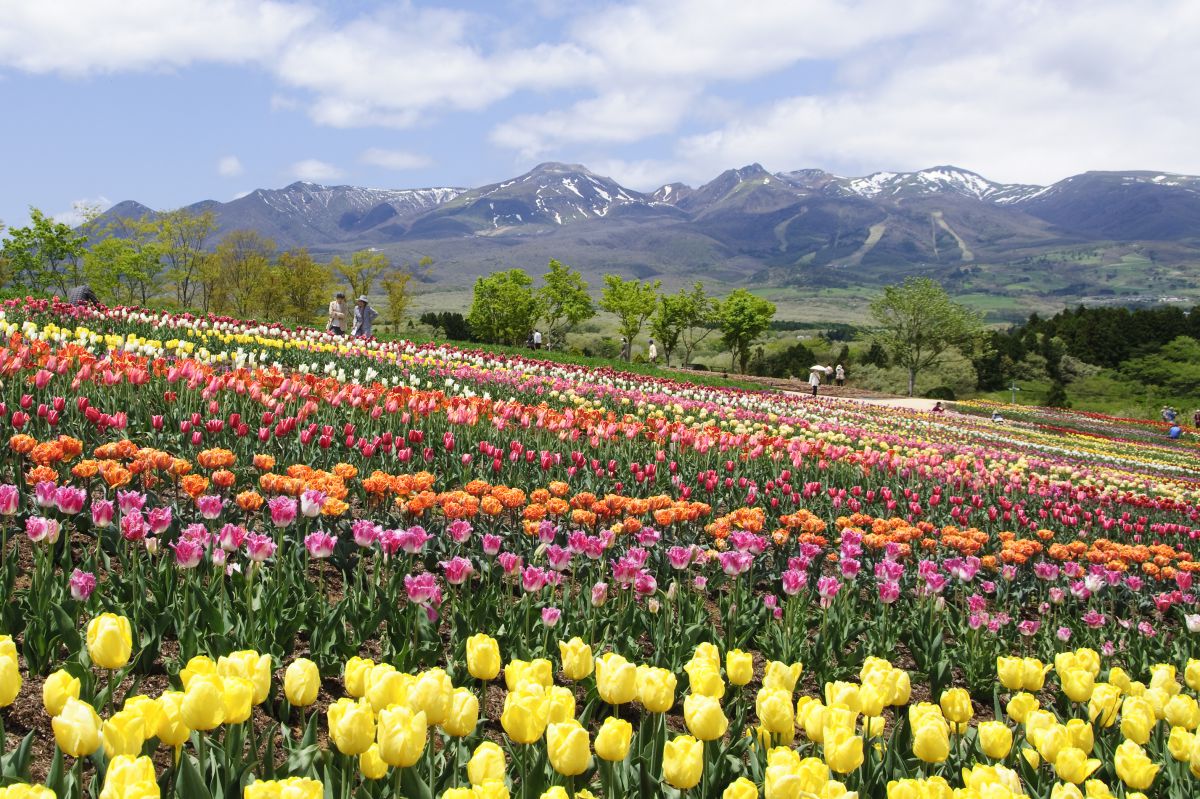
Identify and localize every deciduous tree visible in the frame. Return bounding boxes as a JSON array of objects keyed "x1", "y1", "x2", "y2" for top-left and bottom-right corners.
[
  {"x1": 717, "y1": 289, "x2": 776, "y2": 374},
  {"x1": 207, "y1": 230, "x2": 276, "y2": 318},
  {"x1": 652, "y1": 282, "x2": 717, "y2": 367},
  {"x1": 599, "y1": 275, "x2": 660, "y2": 360},
  {"x1": 381, "y1": 256, "x2": 431, "y2": 330},
  {"x1": 538, "y1": 259, "x2": 594, "y2": 349},
  {"x1": 274, "y1": 249, "x2": 334, "y2": 325},
  {"x1": 158, "y1": 209, "x2": 216, "y2": 309},
  {"x1": 0, "y1": 208, "x2": 88, "y2": 294},
  {"x1": 467, "y1": 269, "x2": 542, "y2": 345},
  {"x1": 869, "y1": 277, "x2": 984, "y2": 396},
  {"x1": 331, "y1": 249, "x2": 389, "y2": 300}
]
